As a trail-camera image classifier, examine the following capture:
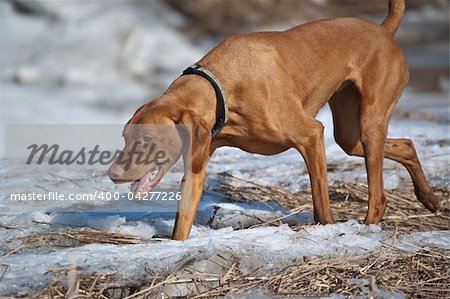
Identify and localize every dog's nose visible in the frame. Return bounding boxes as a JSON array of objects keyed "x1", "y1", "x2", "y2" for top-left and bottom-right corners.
[{"x1": 108, "y1": 164, "x2": 126, "y2": 183}]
